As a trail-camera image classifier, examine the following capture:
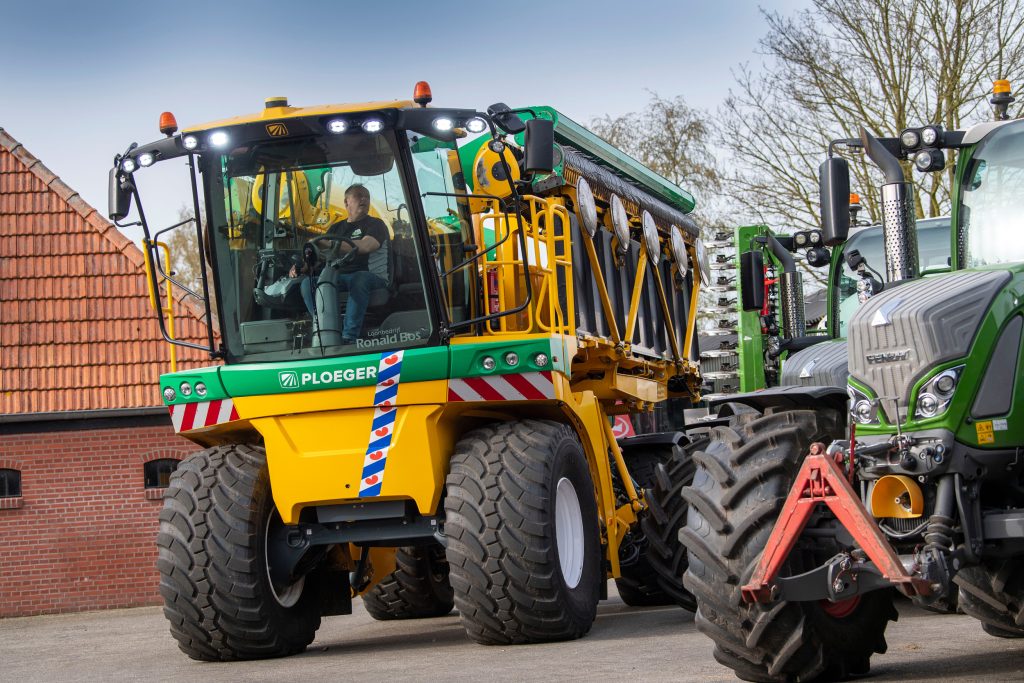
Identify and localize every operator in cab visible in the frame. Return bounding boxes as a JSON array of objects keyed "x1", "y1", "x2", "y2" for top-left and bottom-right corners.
[{"x1": 290, "y1": 183, "x2": 391, "y2": 343}]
